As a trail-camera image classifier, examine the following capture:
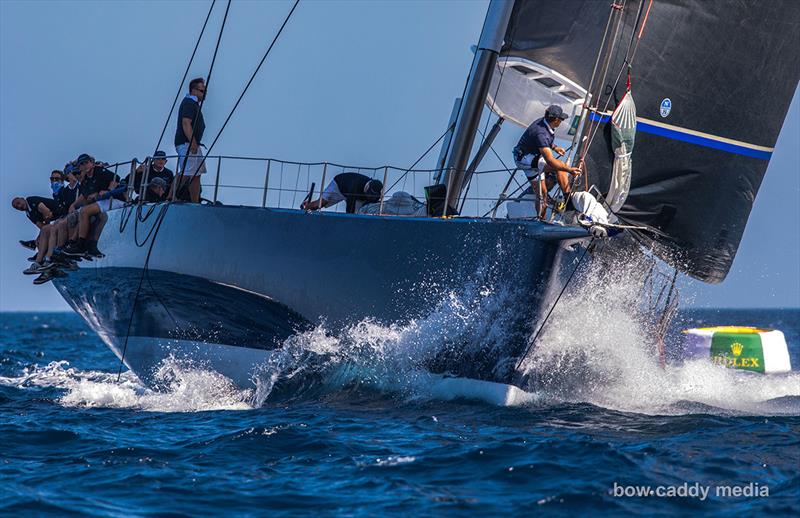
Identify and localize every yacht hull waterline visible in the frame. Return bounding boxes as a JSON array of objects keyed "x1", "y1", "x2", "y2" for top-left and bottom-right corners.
[{"x1": 53, "y1": 204, "x2": 590, "y2": 390}]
